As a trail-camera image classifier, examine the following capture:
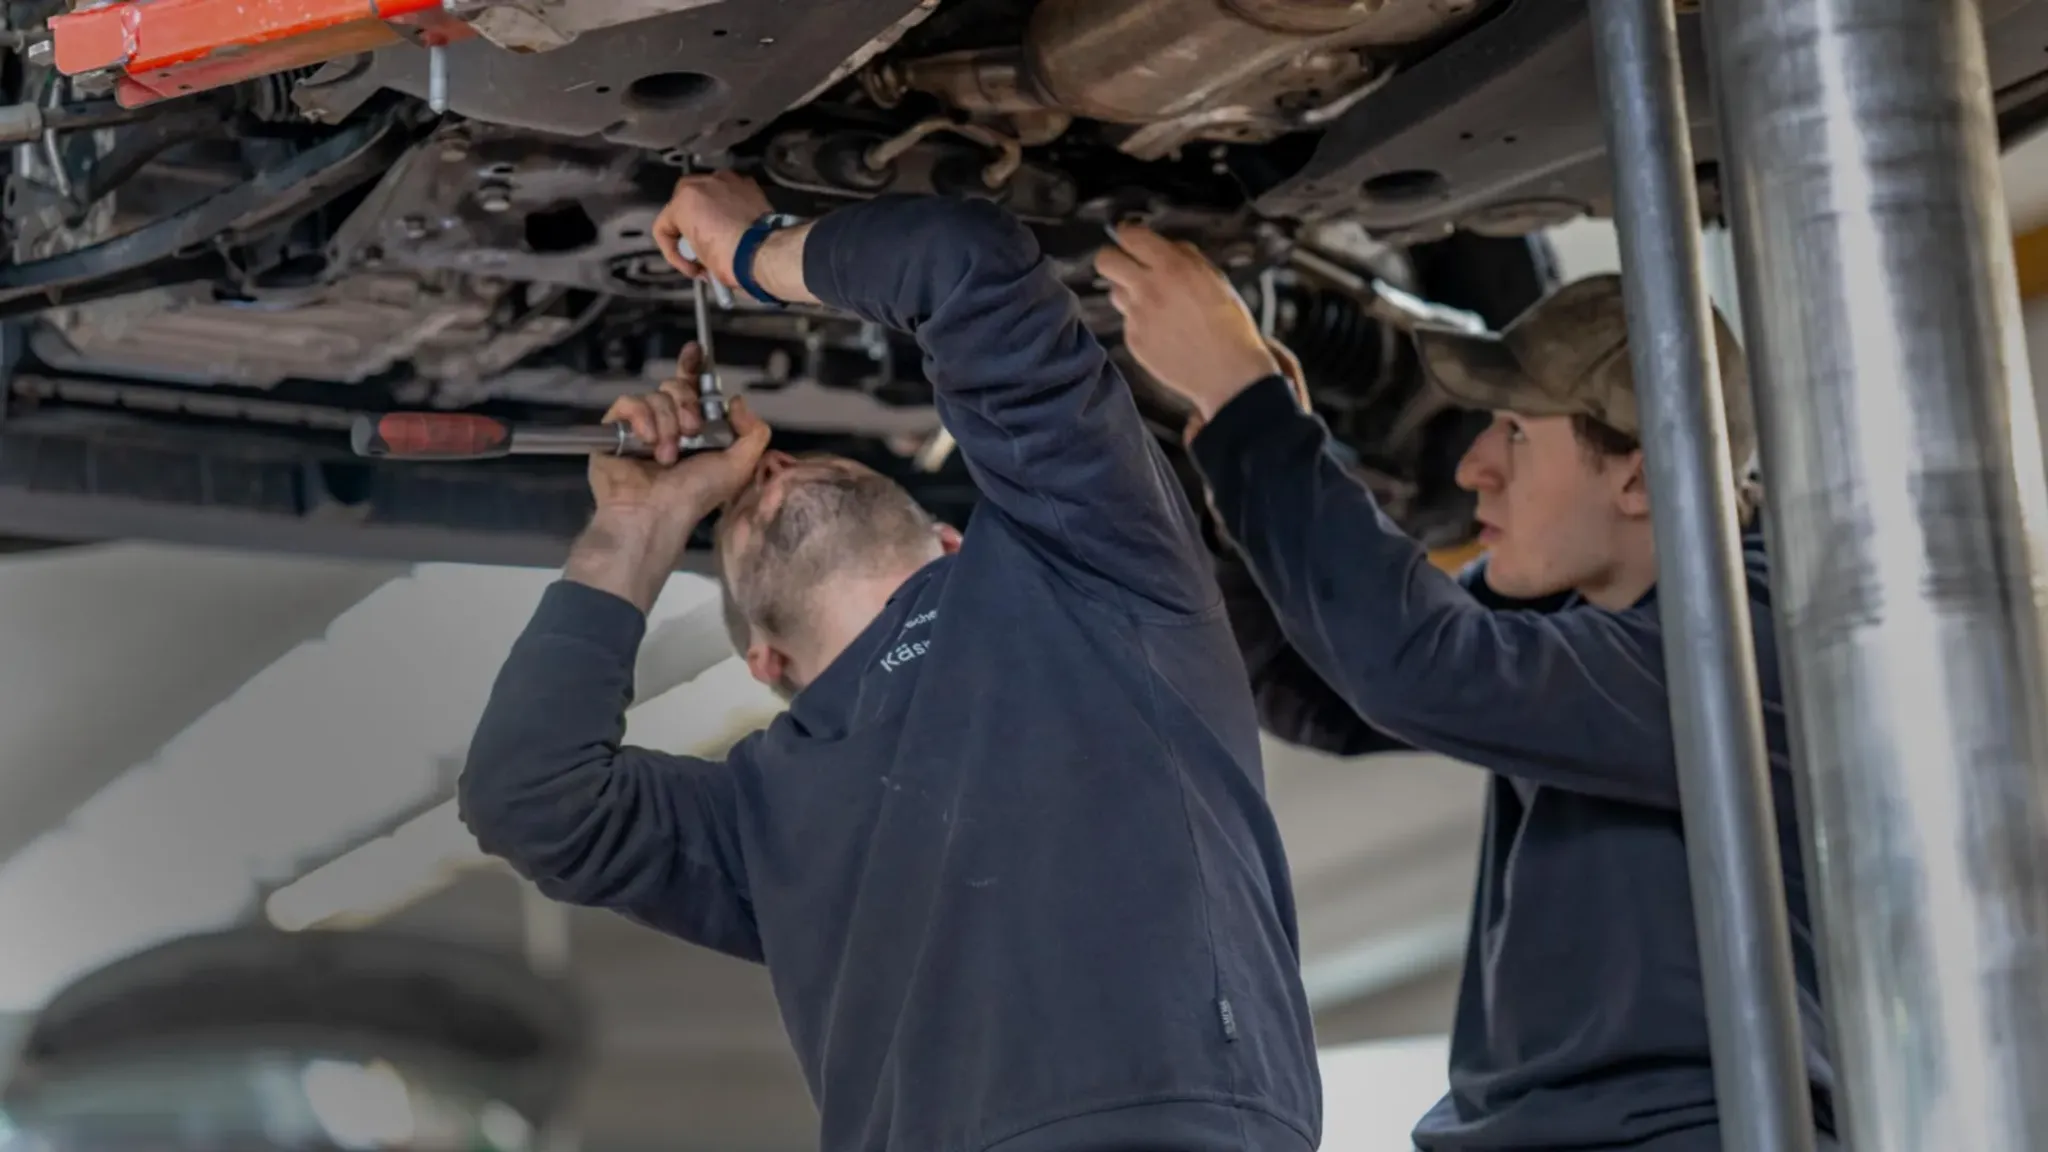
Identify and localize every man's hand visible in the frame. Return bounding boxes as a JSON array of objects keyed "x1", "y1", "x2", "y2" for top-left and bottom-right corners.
[
  {"x1": 1096, "y1": 225, "x2": 1281, "y2": 421},
  {"x1": 567, "y1": 343, "x2": 772, "y2": 612},
  {"x1": 591, "y1": 342, "x2": 771, "y2": 516},
  {"x1": 652, "y1": 171, "x2": 772, "y2": 284},
  {"x1": 652, "y1": 172, "x2": 820, "y2": 305}
]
